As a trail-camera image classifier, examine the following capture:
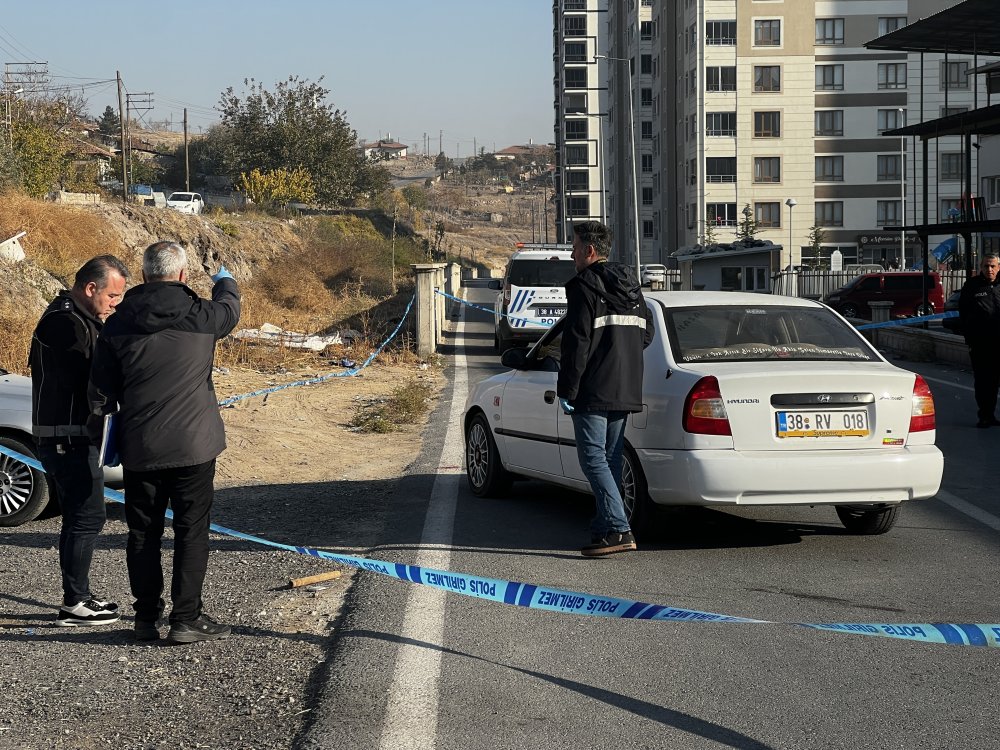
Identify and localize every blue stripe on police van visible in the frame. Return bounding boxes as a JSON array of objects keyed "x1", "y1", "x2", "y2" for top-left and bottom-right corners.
[
  {"x1": 517, "y1": 584, "x2": 537, "y2": 607},
  {"x1": 957, "y1": 624, "x2": 988, "y2": 647},
  {"x1": 503, "y1": 582, "x2": 522, "y2": 605},
  {"x1": 932, "y1": 623, "x2": 965, "y2": 645}
]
